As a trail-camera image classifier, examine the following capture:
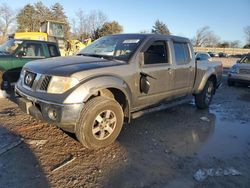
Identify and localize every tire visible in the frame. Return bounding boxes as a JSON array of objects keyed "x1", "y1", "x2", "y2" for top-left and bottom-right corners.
[
  {"x1": 228, "y1": 80, "x2": 235, "y2": 86},
  {"x1": 195, "y1": 80, "x2": 215, "y2": 109},
  {"x1": 3, "y1": 74, "x2": 11, "y2": 93},
  {"x1": 0, "y1": 71, "x2": 3, "y2": 90},
  {"x1": 76, "y1": 96, "x2": 124, "y2": 149},
  {"x1": 0, "y1": 71, "x2": 11, "y2": 92}
]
